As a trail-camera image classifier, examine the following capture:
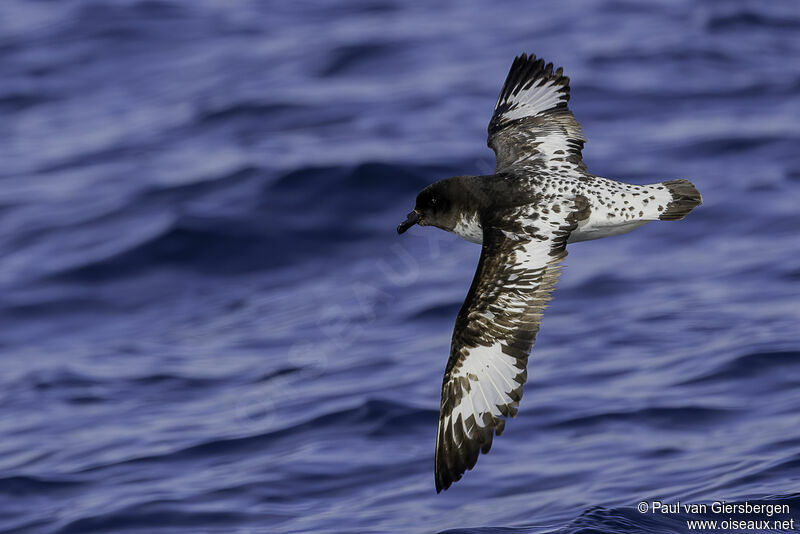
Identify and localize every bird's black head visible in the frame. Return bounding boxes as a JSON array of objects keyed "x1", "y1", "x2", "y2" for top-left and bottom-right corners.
[{"x1": 397, "y1": 179, "x2": 460, "y2": 234}]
